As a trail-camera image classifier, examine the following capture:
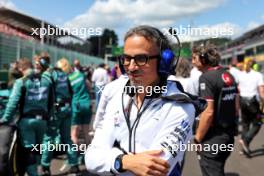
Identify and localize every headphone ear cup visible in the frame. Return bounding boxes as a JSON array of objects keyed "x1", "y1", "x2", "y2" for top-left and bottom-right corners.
[
  {"x1": 39, "y1": 58, "x2": 49, "y2": 69},
  {"x1": 159, "y1": 49, "x2": 174, "y2": 74}
]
